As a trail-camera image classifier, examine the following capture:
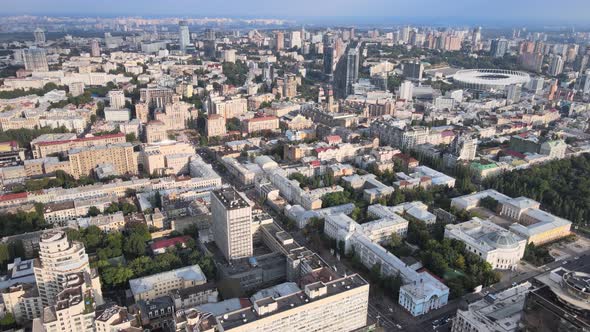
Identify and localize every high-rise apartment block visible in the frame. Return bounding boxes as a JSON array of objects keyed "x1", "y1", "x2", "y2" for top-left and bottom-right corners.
[
  {"x1": 490, "y1": 39, "x2": 509, "y2": 58},
  {"x1": 90, "y1": 39, "x2": 101, "y2": 57},
  {"x1": 33, "y1": 230, "x2": 102, "y2": 306},
  {"x1": 34, "y1": 28, "x2": 46, "y2": 44},
  {"x1": 23, "y1": 48, "x2": 49, "y2": 72},
  {"x1": 211, "y1": 187, "x2": 253, "y2": 262},
  {"x1": 179, "y1": 20, "x2": 190, "y2": 53}
]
